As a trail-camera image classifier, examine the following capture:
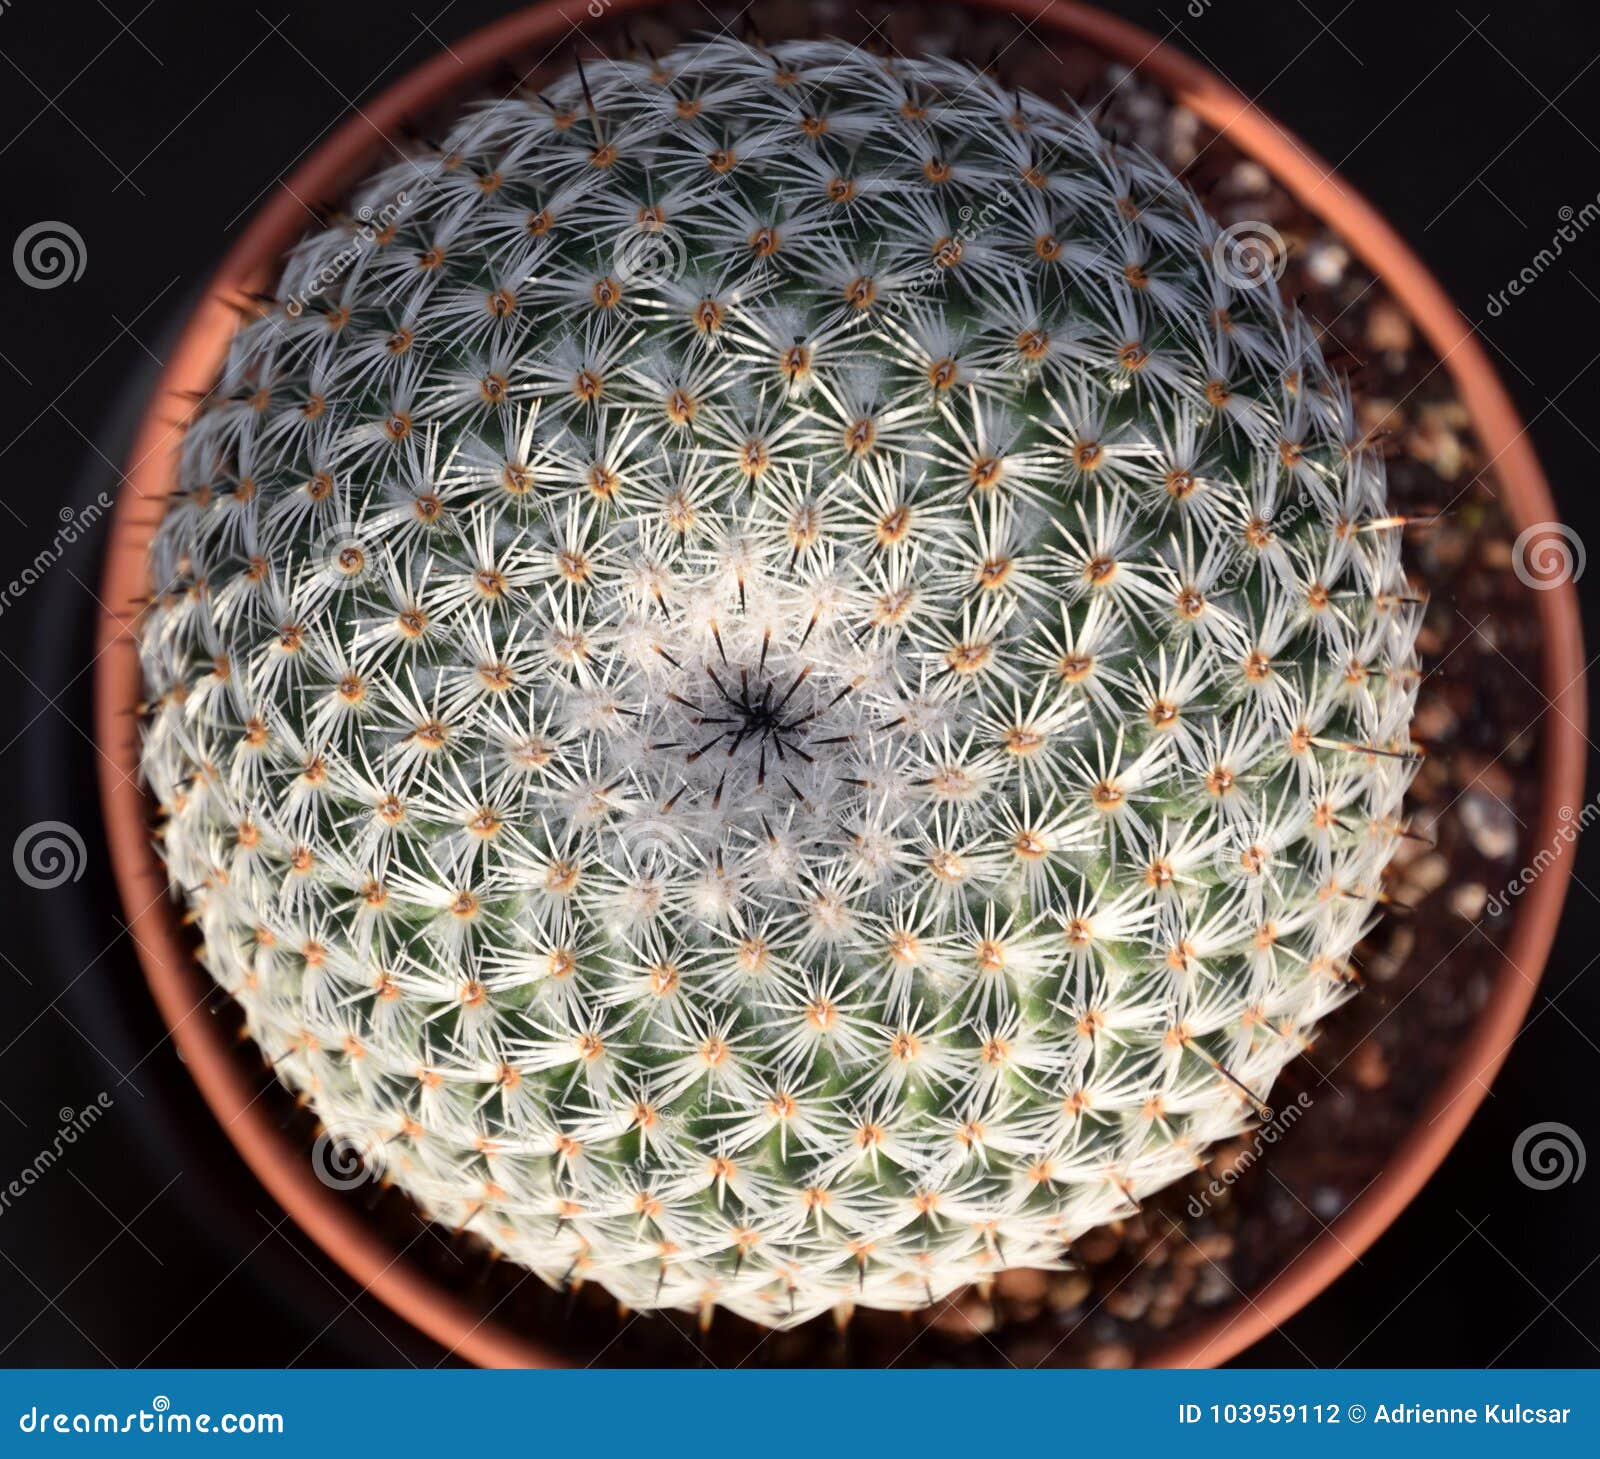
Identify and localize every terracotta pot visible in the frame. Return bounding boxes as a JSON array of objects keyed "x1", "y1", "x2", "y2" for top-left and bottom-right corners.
[{"x1": 94, "y1": 0, "x2": 1586, "y2": 1368}]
